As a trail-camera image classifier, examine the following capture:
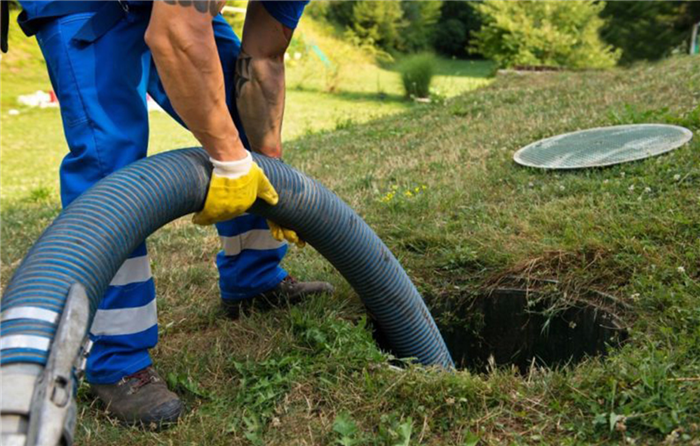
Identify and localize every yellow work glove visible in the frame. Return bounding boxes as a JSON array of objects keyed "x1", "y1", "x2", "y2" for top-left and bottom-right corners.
[
  {"x1": 193, "y1": 153, "x2": 278, "y2": 226},
  {"x1": 268, "y1": 220, "x2": 306, "y2": 248}
]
